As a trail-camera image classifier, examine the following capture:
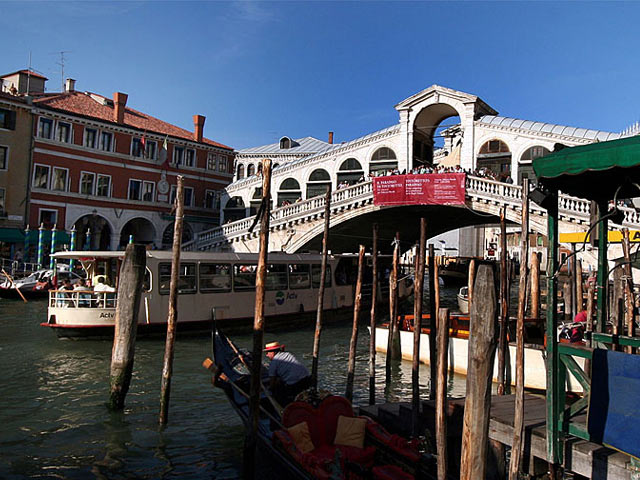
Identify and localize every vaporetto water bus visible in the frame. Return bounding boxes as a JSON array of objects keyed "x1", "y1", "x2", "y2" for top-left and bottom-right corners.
[{"x1": 42, "y1": 250, "x2": 395, "y2": 339}]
